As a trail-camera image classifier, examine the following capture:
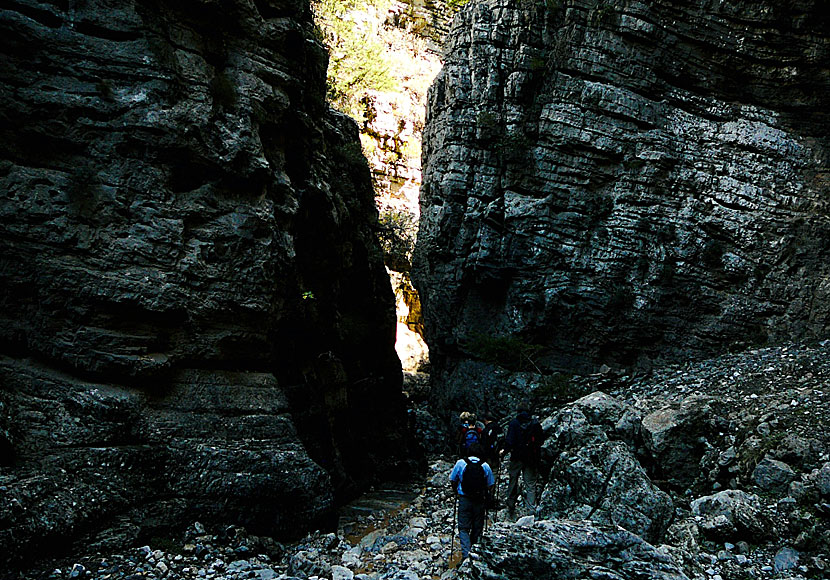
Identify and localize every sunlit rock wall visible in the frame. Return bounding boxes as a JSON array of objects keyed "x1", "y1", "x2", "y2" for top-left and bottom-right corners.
[
  {"x1": 0, "y1": 0, "x2": 406, "y2": 565},
  {"x1": 414, "y1": 0, "x2": 830, "y2": 410}
]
